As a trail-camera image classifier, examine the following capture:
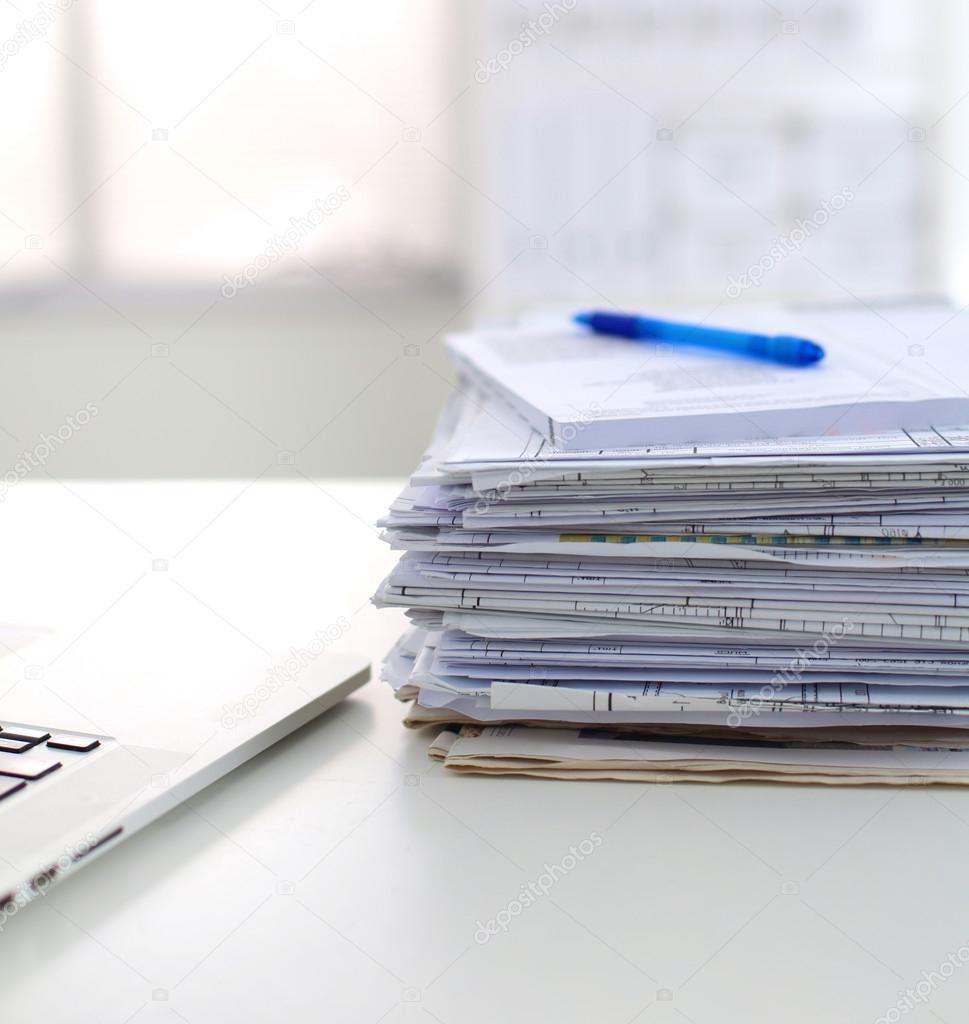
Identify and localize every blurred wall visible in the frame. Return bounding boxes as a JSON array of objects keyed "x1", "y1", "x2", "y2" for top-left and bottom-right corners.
[{"x1": 0, "y1": 0, "x2": 964, "y2": 478}]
